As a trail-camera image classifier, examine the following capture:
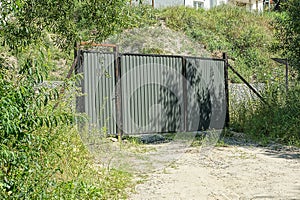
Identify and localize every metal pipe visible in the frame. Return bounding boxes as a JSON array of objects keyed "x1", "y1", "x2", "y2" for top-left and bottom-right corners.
[
  {"x1": 223, "y1": 53, "x2": 230, "y2": 127},
  {"x1": 228, "y1": 64, "x2": 267, "y2": 104},
  {"x1": 80, "y1": 42, "x2": 117, "y2": 48},
  {"x1": 114, "y1": 47, "x2": 123, "y2": 140},
  {"x1": 181, "y1": 57, "x2": 188, "y2": 132}
]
